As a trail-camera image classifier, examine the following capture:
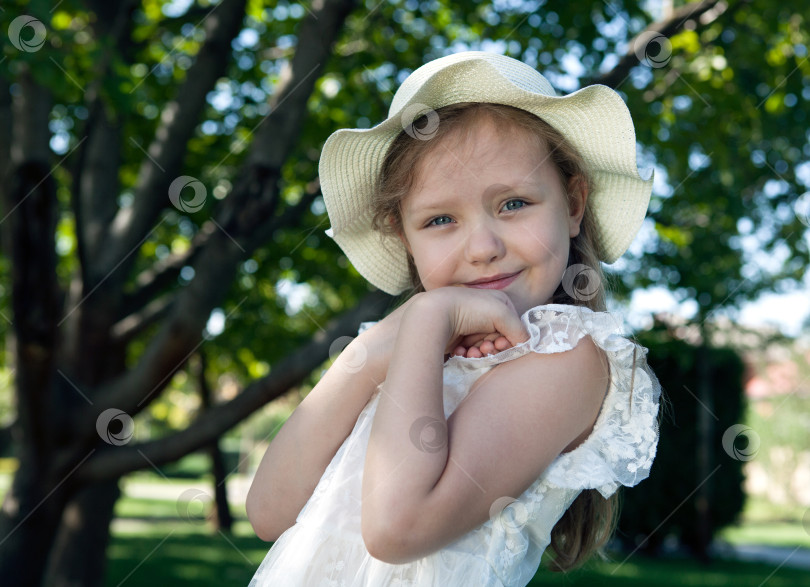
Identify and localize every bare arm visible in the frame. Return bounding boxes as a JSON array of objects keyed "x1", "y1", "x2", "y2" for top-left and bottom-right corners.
[
  {"x1": 246, "y1": 336, "x2": 384, "y2": 541},
  {"x1": 362, "y1": 288, "x2": 607, "y2": 563},
  {"x1": 246, "y1": 296, "x2": 422, "y2": 541}
]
